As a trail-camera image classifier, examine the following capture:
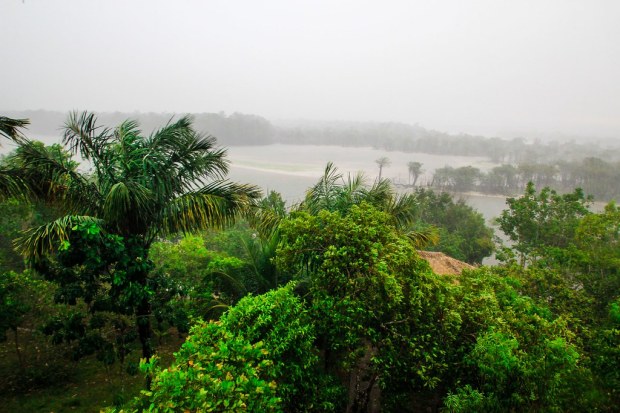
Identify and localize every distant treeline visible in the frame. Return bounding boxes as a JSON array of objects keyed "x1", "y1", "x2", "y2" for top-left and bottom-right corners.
[
  {"x1": 275, "y1": 121, "x2": 620, "y2": 163},
  {"x1": 4, "y1": 110, "x2": 275, "y2": 146},
  {"x1": 427, "y1": 157, "x2": 620, "y2": 201},
  {"x1": 7, "y1": 109, "x2": 620, "y2": 164}
]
